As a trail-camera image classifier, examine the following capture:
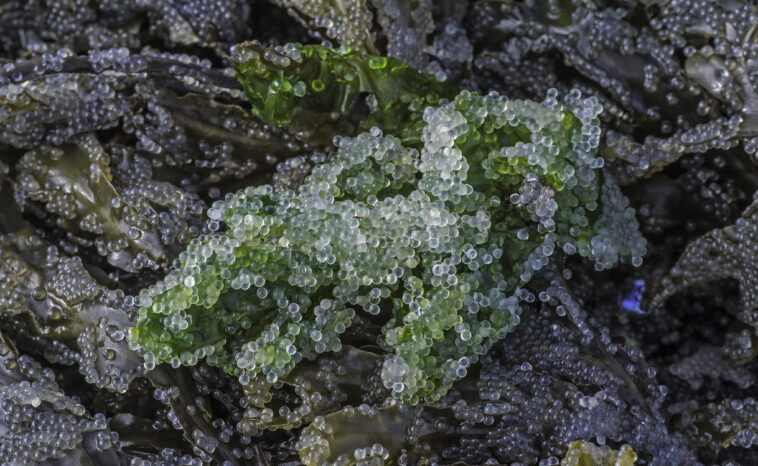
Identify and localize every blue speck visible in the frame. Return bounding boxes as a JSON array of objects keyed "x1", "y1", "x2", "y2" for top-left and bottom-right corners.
[{"x1": 622, "y1": 279, "x2": 646, "y2": 314}]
